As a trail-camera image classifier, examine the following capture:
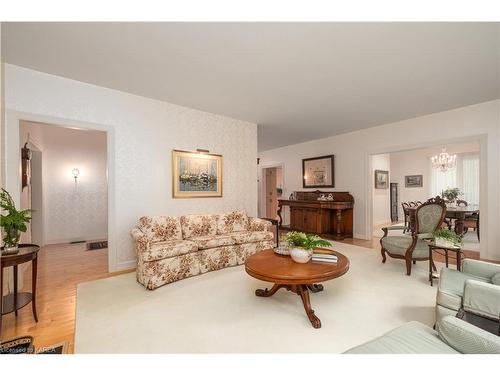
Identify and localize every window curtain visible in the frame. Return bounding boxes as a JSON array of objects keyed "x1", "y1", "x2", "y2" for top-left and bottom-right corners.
[
  {"x1": 461, "y1": 154, "x2": 480, "y2": 205},
  {"x1": 430, "y1": 164, "x2": 457, "y2": 197},
  {"x1": 430, "y1": 153, "x2": 479, "y2": 205}
]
